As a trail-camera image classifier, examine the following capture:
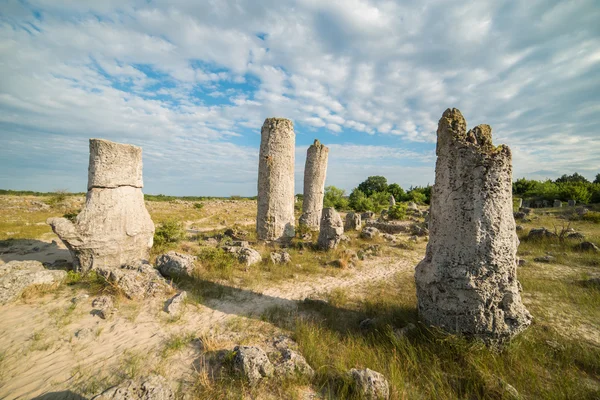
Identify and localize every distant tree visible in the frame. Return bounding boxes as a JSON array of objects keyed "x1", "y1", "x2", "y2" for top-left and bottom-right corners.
[
  {"x1": 513, "y1": 178, "x2": 538, "y2": 196},
  {"x1": 323, "y1": 186, "x2": 349, "y2": 210},
  {"x1": 357, "y1": 176, "x2": 388, "y2": 197},
  {"x1": 369, "y1": 191, "x2": 391, "y2": 213},
  {"x1": 406, "y1": 185, "x2": 432, "y2": 204},
  {"x1": 387, "y1": 183, "x2": 406, "y2": 202},
  {"x1": 594, "y1": 173, "x2": 600, "y2": 184},
  {"x1": 555, "y1": 172, "x2": 589, "y2": 184},
  {"x1": 348, "y1": 188, "x2": 373, "y2": 212}
]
